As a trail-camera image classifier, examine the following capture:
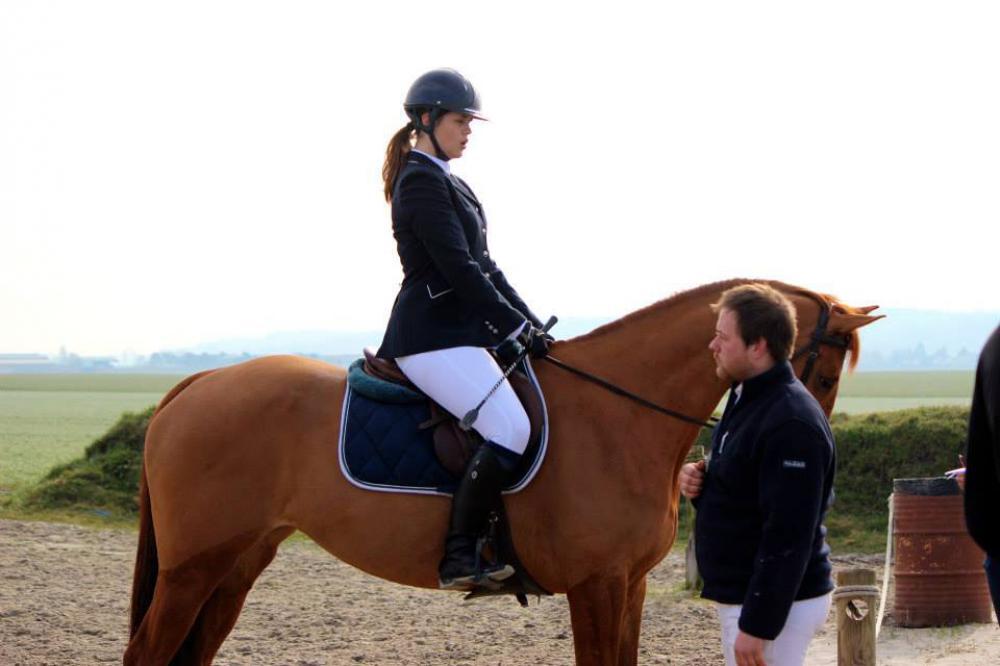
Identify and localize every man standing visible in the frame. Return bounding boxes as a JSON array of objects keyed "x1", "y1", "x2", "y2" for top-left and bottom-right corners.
[
  {"x1": 963, "y1": 324, "x2": 1000, "y2": 624},
  {"x1": 680, "y1": 284, "x2": 835, "y2": 666}
]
